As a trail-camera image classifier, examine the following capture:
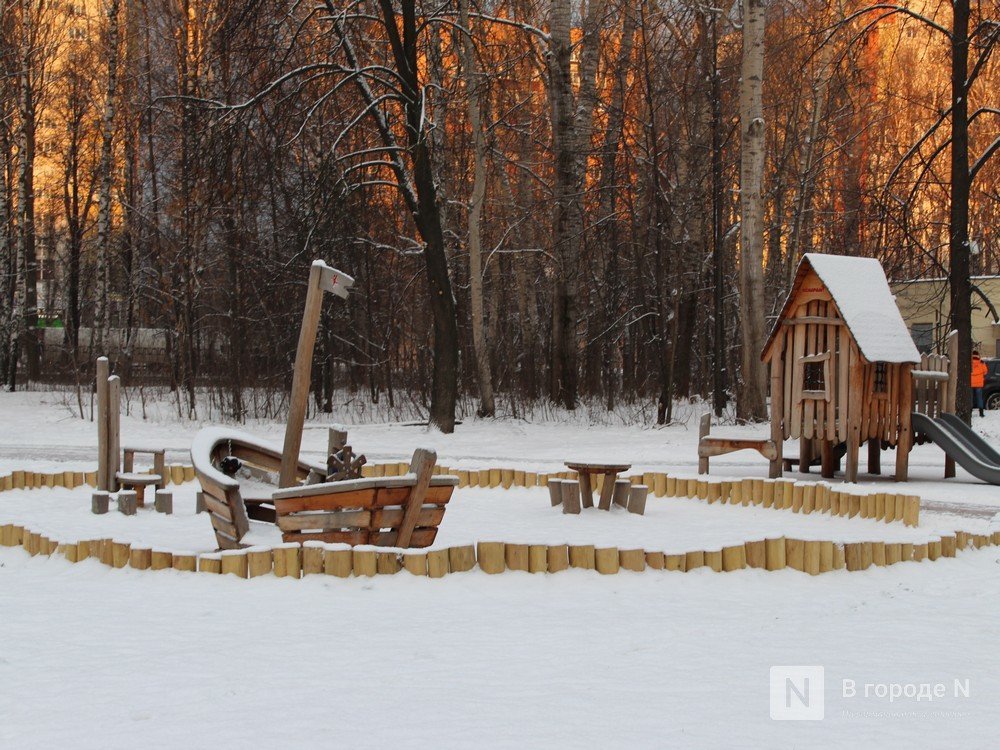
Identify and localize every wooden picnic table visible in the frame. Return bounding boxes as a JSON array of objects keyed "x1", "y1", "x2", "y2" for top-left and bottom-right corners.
[{"x1": 564, "y1": 462, "x2": 632, "y2": 511}]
